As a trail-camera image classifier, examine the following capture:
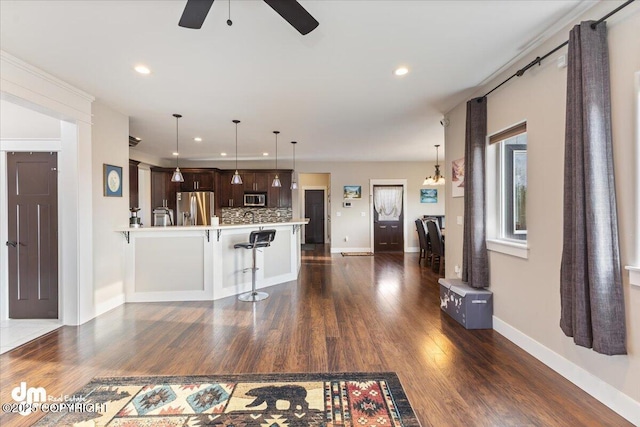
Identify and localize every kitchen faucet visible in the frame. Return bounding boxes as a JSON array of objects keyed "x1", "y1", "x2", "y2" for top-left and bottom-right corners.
[{"x1": 243, "y1": 211, "x2": 255, "y2": 223}]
